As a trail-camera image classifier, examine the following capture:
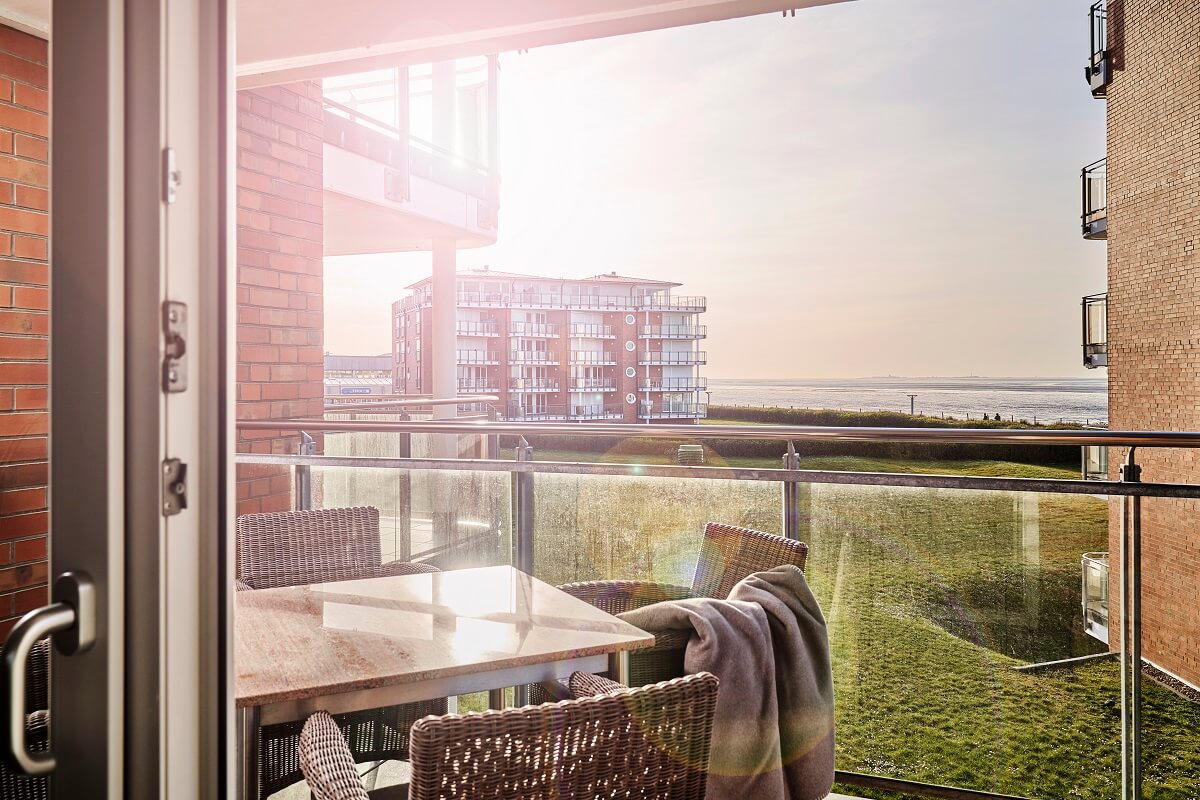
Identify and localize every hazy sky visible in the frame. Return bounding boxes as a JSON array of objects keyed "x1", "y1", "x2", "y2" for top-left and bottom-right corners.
[{"x1": 323, "y1": 0, "x2": 1106, "y2": 378}]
